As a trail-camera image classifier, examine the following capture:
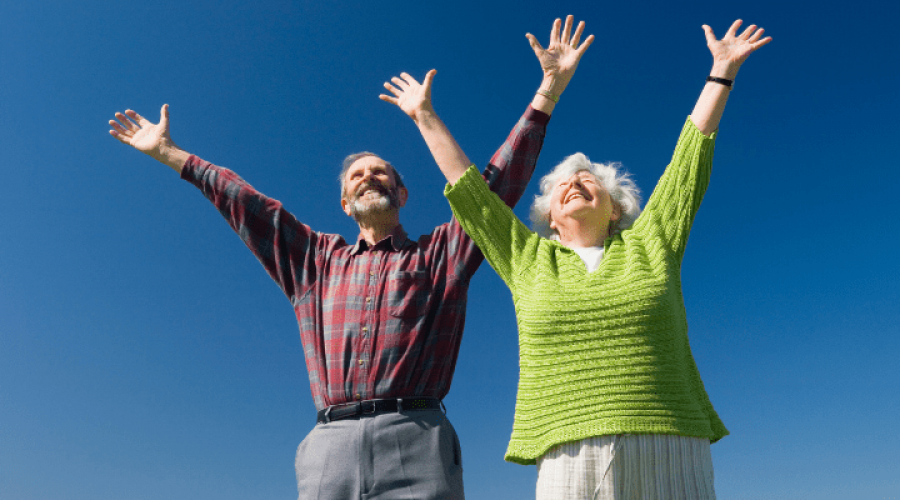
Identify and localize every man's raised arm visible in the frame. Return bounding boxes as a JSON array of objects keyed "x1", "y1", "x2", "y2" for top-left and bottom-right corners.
[
  {"x1": 108, "y1": 103, "x2": 322, "y2": 303},
  {"x1": 380, "y1": 15, "x2": 594, "y2": 187},
  {"x1": 109, "y1": 104, "x2": 191, "y2": 173}
]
